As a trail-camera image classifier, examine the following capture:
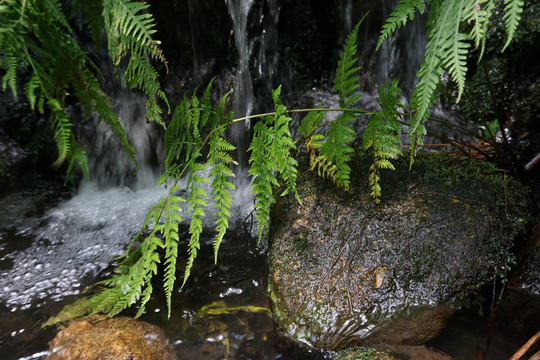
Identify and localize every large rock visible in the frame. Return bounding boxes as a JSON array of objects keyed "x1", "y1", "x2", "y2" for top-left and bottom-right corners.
[
  {"x1": 46, "y1": 315, "x2": 176, "y2": 360},
  {"x1": 268, "y1": 153, "x2": 533, "y2": 351}
]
